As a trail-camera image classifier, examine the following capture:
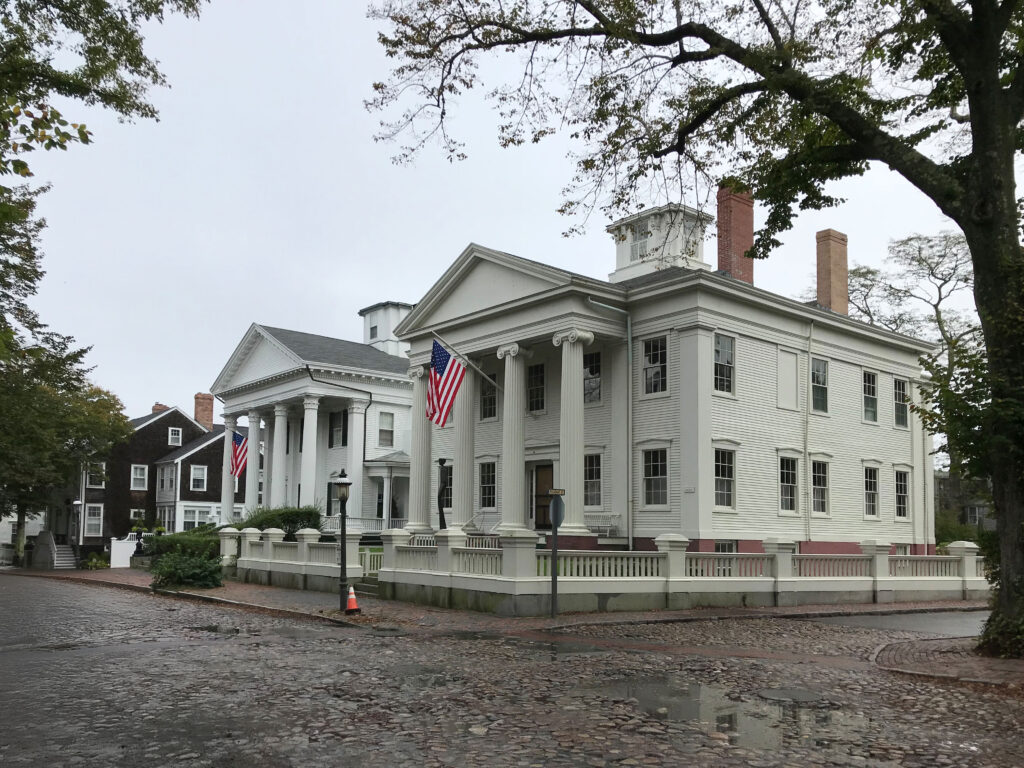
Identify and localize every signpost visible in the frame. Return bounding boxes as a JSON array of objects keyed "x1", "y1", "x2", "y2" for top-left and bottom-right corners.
[{"x1": 549, "y1": 489, "x2": 565, "y2": 618}]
